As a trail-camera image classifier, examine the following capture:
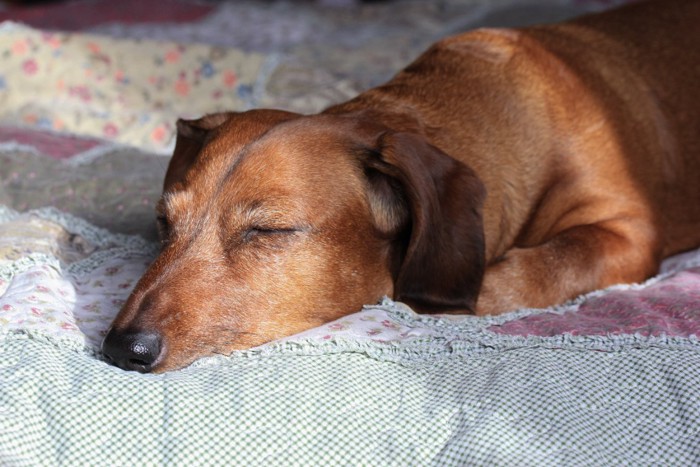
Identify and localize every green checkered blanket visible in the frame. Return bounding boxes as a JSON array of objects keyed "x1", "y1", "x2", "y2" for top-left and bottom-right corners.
[
  {"x1": 3, "y1": 332, "x2": 699, "y2": 465},
  {"x1": 2, "y1": 207, "x2": 700, "y2": 465}
]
